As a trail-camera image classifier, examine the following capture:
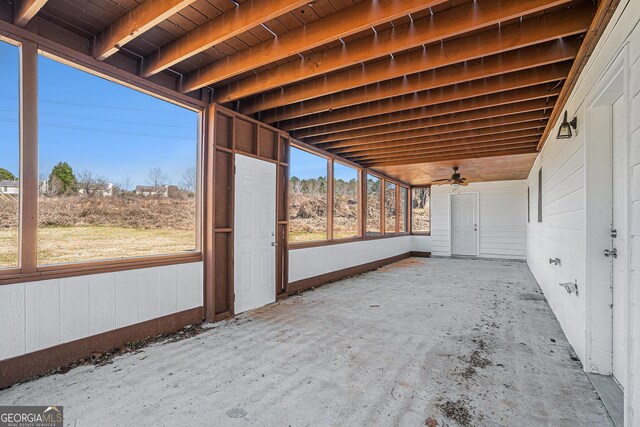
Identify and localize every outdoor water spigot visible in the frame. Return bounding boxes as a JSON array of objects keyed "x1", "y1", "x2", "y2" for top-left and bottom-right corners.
[{"x1": 559, "y1": 280, "x2": 578, "y2": 296}]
